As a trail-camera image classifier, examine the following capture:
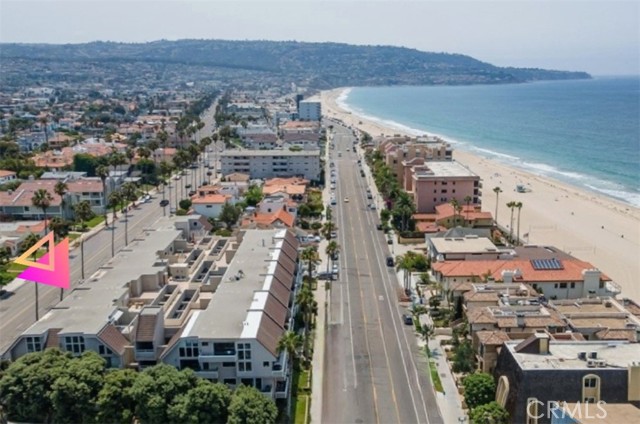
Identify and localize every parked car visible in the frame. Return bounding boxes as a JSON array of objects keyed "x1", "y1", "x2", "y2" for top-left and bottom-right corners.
[
  {"x1": 402, "y1": 314, "x2": 413, "y2": 325},
  {"x1": 376, "y1": 223, "x2": 383, "y2": 231},
  {"x1": 387, "y1": 236, "x2": 393, "y2": 245},
  {"x1": 369, "y1": 204, "x2": 376, "y2": 210},
  {"x1": 386, "y1": 256, "x2": 394, "y2": 267},
  {"x1": 160, "y1": 199, "x2": 170, "y2": 207},
  {"x1": 367, "y1": 193, "x2": 373, "y2": 199},
  {"x1": 330, "y1": 231, "x2": 337, "y2": 239}
]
